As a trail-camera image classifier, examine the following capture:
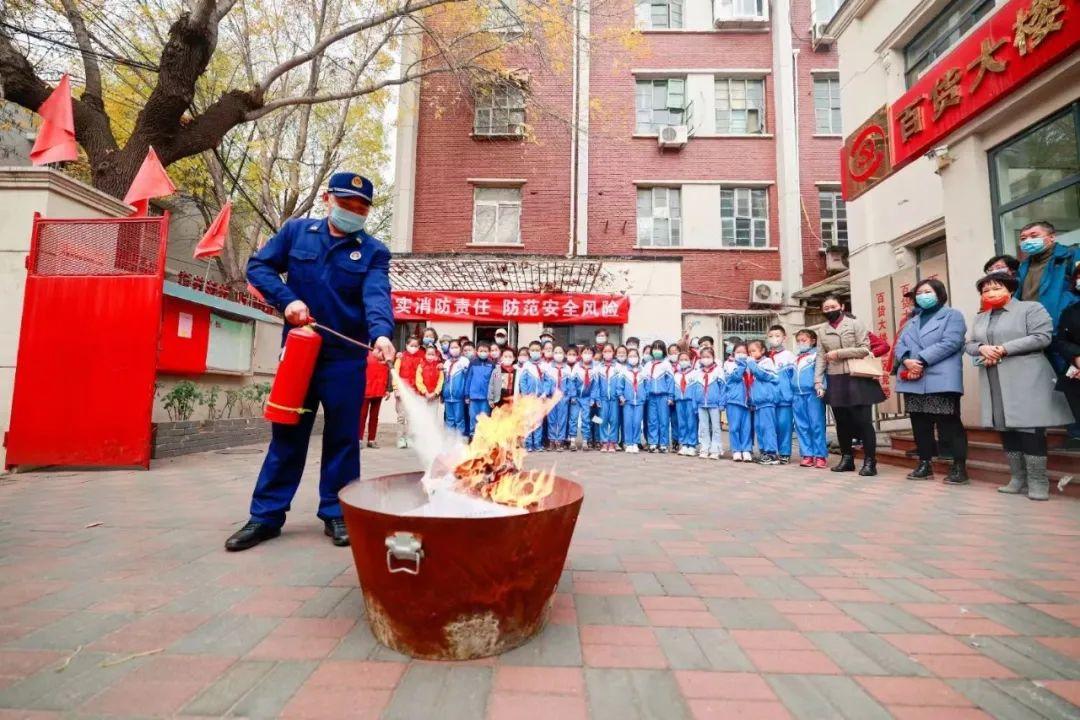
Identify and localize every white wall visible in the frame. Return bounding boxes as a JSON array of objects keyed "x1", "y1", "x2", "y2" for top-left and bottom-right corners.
[{"x1": 605, "y1": 260, "x2": 683, "y2": 341}]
